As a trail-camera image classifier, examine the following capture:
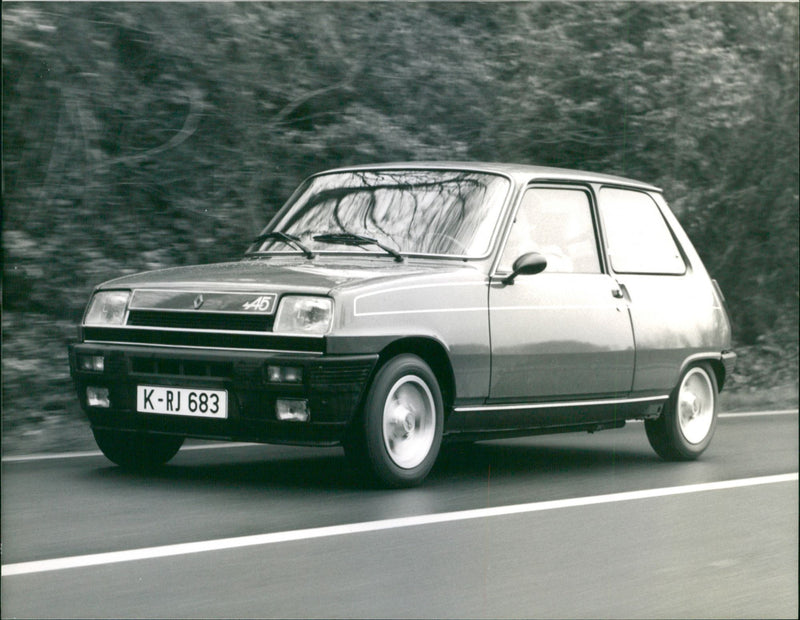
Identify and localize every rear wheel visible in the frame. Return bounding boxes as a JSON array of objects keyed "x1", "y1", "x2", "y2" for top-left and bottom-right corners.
[
  {"x1": 93, "y1": 428, "x2": 184, "y2": 470},
  {"x1": 645, "y1": 363, "x2": 718, "y2": 460},
  {"x1": 349, "y1": 354, "x2": 444, "y2": 487}
]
